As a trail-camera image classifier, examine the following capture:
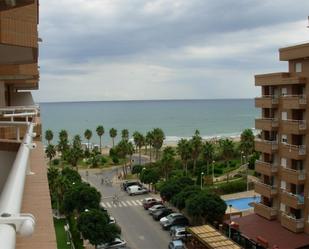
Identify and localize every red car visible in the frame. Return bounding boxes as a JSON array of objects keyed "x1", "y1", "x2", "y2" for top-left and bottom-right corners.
[{"x1": 143, "y1": 198, "x2": 163, "y2": 210}]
